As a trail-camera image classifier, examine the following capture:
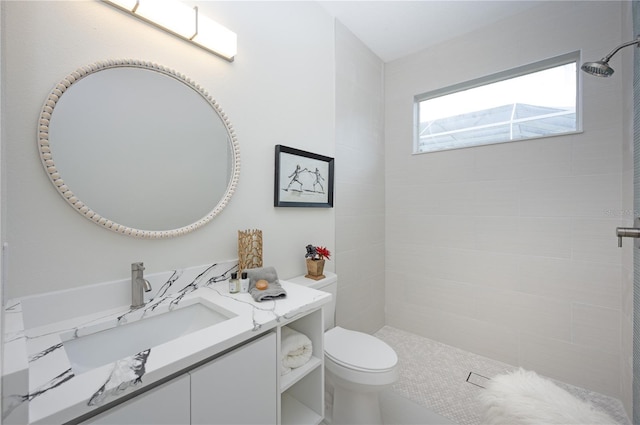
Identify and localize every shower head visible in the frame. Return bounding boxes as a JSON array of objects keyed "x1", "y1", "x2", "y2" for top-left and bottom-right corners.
[
  {"x1": 581, "y1": 36, "x2": 640, "y2": 77},
  {"x1": 581, "y1": 60, "x2": 615, "y2": 77}
]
